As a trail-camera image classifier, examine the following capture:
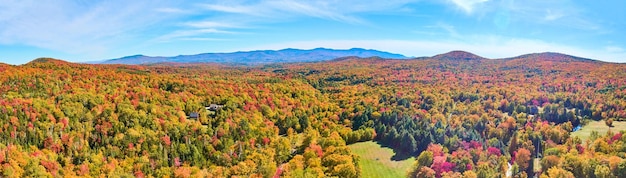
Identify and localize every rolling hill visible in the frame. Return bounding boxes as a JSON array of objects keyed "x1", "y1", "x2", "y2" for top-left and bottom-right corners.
[
  {"x1": 504, "y1": 52, "x2": 598, "y2": 63},
  {"x1": 431, "y1": 50, "x2": 486, "y2": 61},
  {"x1": 426, "y1": 51, "x2": 598, "y2": 63}
]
